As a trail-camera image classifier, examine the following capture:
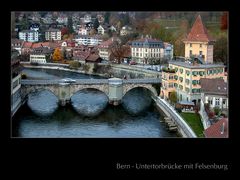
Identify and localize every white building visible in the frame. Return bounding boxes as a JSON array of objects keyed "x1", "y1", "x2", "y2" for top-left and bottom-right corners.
[
  {"x1": 19, "y1": 30, "x2": 39, "y2": 42},
  {"x1": 30, "y1": 47, "x2": 53, "y2": 64},
  {"x1": 74, "y1": 35, "x2": 103, "y2": 46},
  {"x1": 163, "y1": 42, "x2": 174, "y2": 60},
  {"x1": 120, "y1": 25, "x2": 133, "y2": 36},
  {"x1": 78, "y1": 26, "x2": 88, "y2": 35},
  {"x1": 45, "y1": 28, "x2": 61, "y2": 41},
  {"x1": 98, "y1": 38, "x2": 117, "y2": 61},
  {"x1": 200, "y1": 78, "x2": 228, "y2": 110},
  {"x1": 56, "y1": 15, "x2": 68, "y2": 25},
  {"x1": 97, "y1": 25, "x2": 105, "y2": 35},
  {"x1": 130, "y1": 36, "x2": 164, "y2": 64}
]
